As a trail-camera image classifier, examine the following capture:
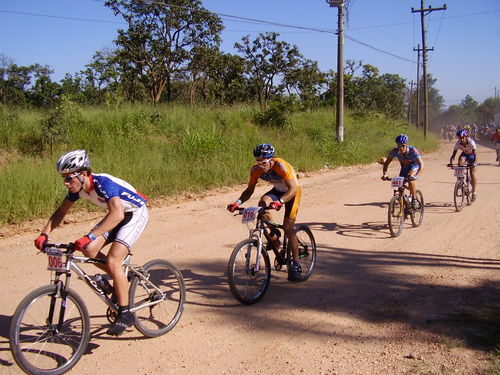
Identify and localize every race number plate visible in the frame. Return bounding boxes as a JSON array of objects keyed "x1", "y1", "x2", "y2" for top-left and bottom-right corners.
[
  {"x1": 241, "y1": 207, "x2": 261, "y2": 224},
  {"x1": 454, "y1": 167, "x2": 464, "y2": 177},
  {"x1": 46, "y1": 248, "x2": 65, "y2": 272},
  {"x1": 391, "y1": 177, "x2": 404, "y2": 188}
]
